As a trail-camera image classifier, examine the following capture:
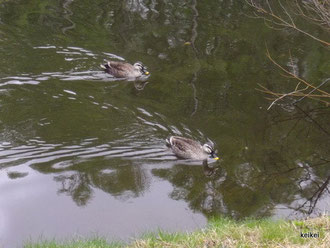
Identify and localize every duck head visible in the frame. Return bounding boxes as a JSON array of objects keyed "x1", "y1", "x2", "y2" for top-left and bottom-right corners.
[
  {"x1": 202, "y1": 142, "x2": 219, "y2": 160},
  {"x1": 134, "y1": 62, "x2": 150, "y2": 76}
]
